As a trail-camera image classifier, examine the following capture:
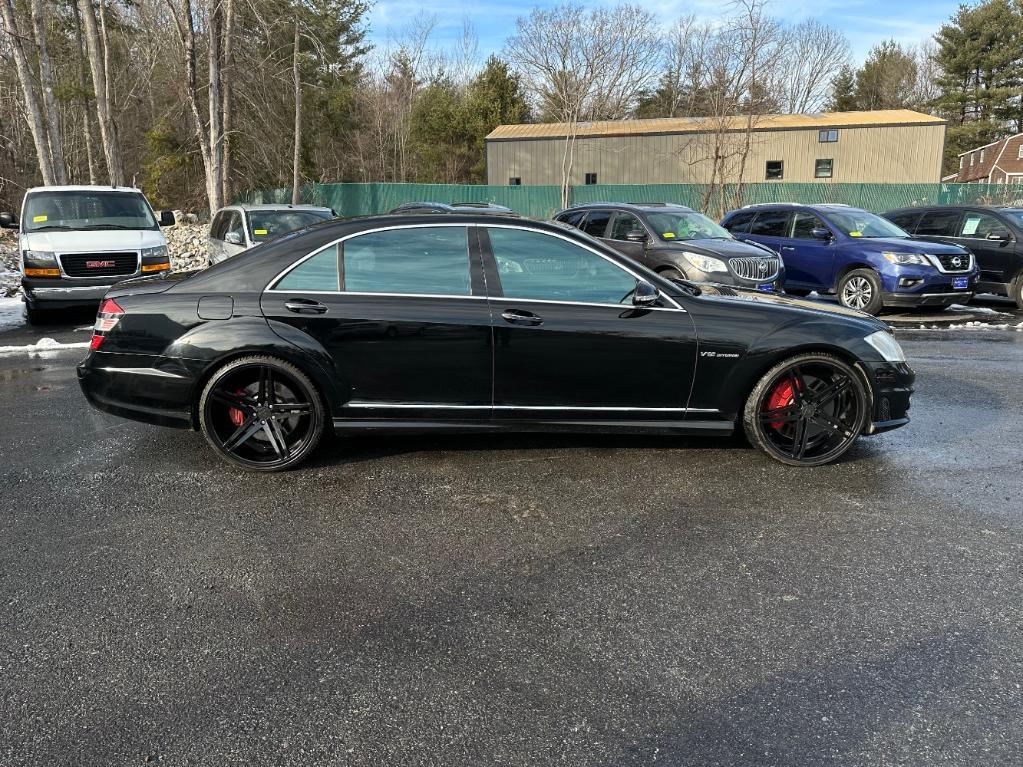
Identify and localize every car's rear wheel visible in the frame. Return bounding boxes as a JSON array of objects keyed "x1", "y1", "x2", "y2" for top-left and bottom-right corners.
[
  {"x1": 743, "y1": 353, "x2": 869, "y2": 467},
  {"x1": 837, "y1": 269, "x2": 883, "y2": 315},
  {"x1": 1012, "y1": 273, "x2": 1023, "y2": 310},
  {"x1": 199, "y1": 356, "x2": 325, "y2": 471}
]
